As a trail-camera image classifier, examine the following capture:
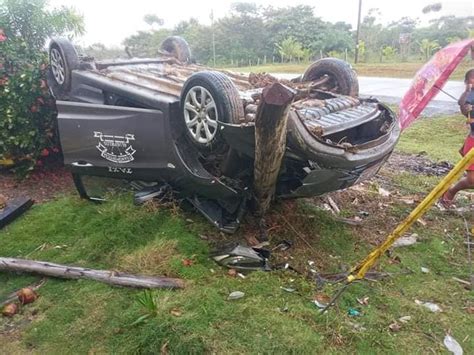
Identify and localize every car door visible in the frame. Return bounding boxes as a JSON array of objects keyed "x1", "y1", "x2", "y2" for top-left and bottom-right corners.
[{"x1": 57, "y1": 101, "x2": 175, "y2": 179}]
